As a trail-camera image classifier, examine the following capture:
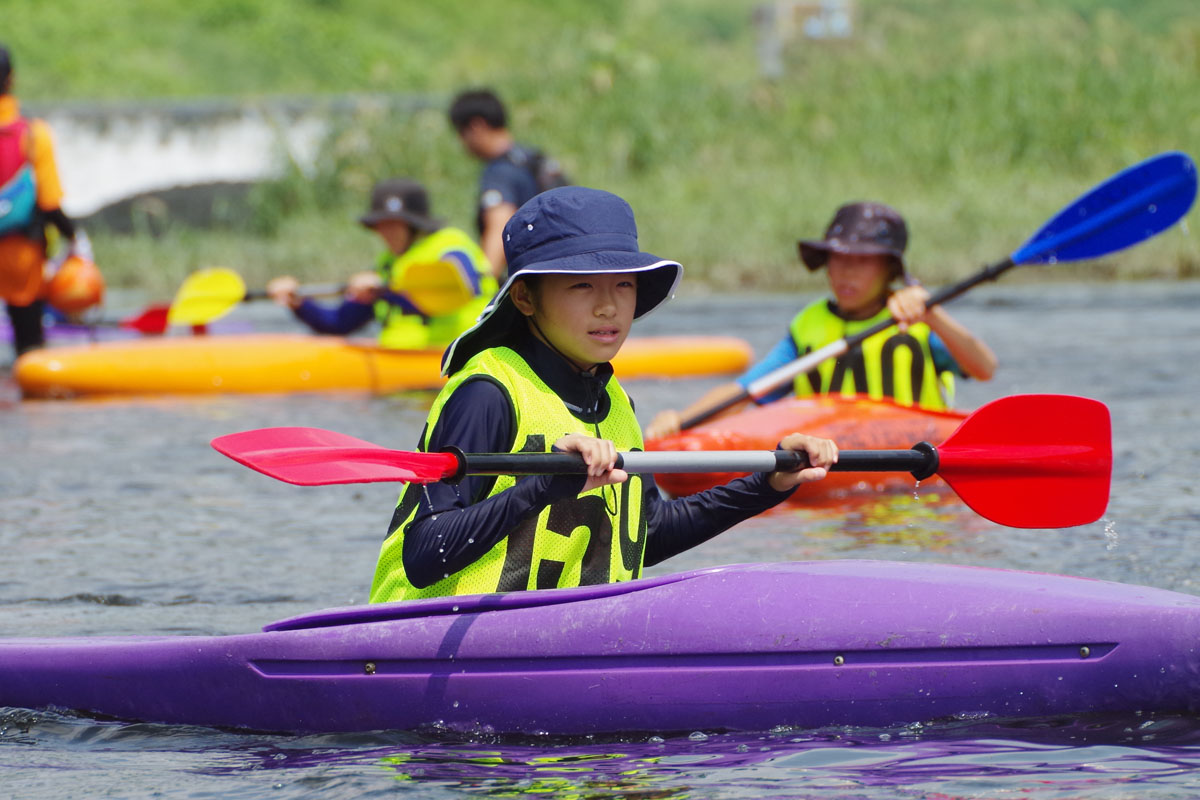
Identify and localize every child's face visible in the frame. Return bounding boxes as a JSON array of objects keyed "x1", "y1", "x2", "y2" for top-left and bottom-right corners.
[
  {"x1": 372, "y1": 219, "x2": 415, "y2": 255},
  {"x1": 826, "y1": 253, "x2": 892, "y2": 317},
  {"x1": 513, "y1": 272, "x2": 638, "y2": 370}
]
